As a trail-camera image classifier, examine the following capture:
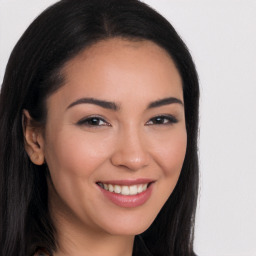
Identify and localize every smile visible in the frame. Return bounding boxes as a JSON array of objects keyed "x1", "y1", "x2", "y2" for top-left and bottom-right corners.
[
  {"x1": 96, "y1": 179, "x2": 154, "y2": 207},
  {"x1": 97, "y1": 182, "x2": 149, "y2": 196}
]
